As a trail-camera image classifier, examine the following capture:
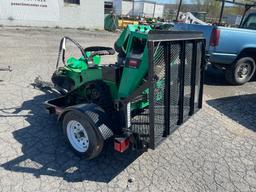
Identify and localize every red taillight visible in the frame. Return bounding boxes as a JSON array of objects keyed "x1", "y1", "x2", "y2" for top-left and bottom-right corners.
[
  {"x1": 210, "y1": 28, "x2": 220, "y2": 47},
  {"x1": 127, "y1": 59, "x2": 141, "y2": 68},
  {"x1": 114, "y1": 138, "x2": 130, "y2": 153}
]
